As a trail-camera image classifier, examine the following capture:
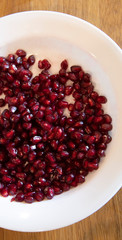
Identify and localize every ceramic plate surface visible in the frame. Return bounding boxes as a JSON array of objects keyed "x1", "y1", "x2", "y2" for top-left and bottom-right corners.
[{"x1": 0, "y1": 11, "x2": 122, "y2": 232}]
